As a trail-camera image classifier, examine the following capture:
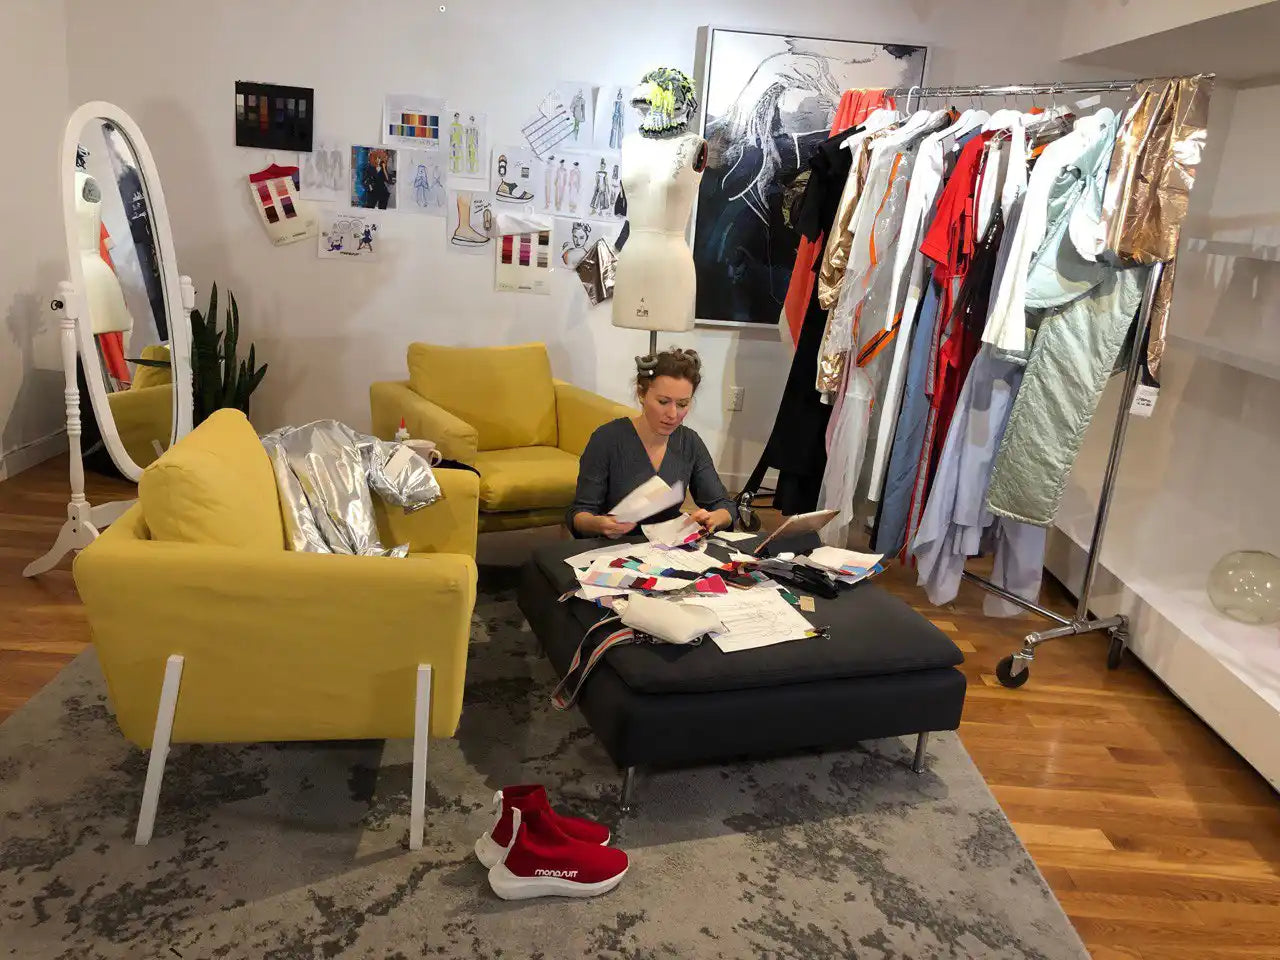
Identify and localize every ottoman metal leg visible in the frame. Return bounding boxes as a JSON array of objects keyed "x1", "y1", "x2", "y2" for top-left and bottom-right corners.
[
  {"x1": 620, "y1": 766, "x2": 637, "y2": 812},
  {"x1": 912, "y1": 732, "x2": 930, "y2": 774}
]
